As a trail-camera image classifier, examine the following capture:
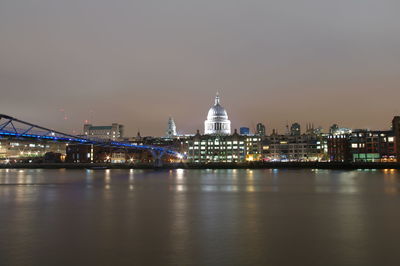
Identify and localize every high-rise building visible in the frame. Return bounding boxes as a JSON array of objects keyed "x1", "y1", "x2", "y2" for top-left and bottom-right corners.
[
  {"x1": 290, "y1": 123, "x2": 301, "y2": 136},
  {"x1": 204, "y1": 93, "x2": 231, "y2": 135},
  {"x1": 256, "y1": 123, "x2": 266, "y2": 136},
  {"x1": 240, "y1": 127, "x2": 250, "y2": 135},
  {"x1": 83, "y1": 123, "x2": 124, "y2": 141},
  {"x1": 165, "y1": 117, "x2": 177, "y2": 138}
]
